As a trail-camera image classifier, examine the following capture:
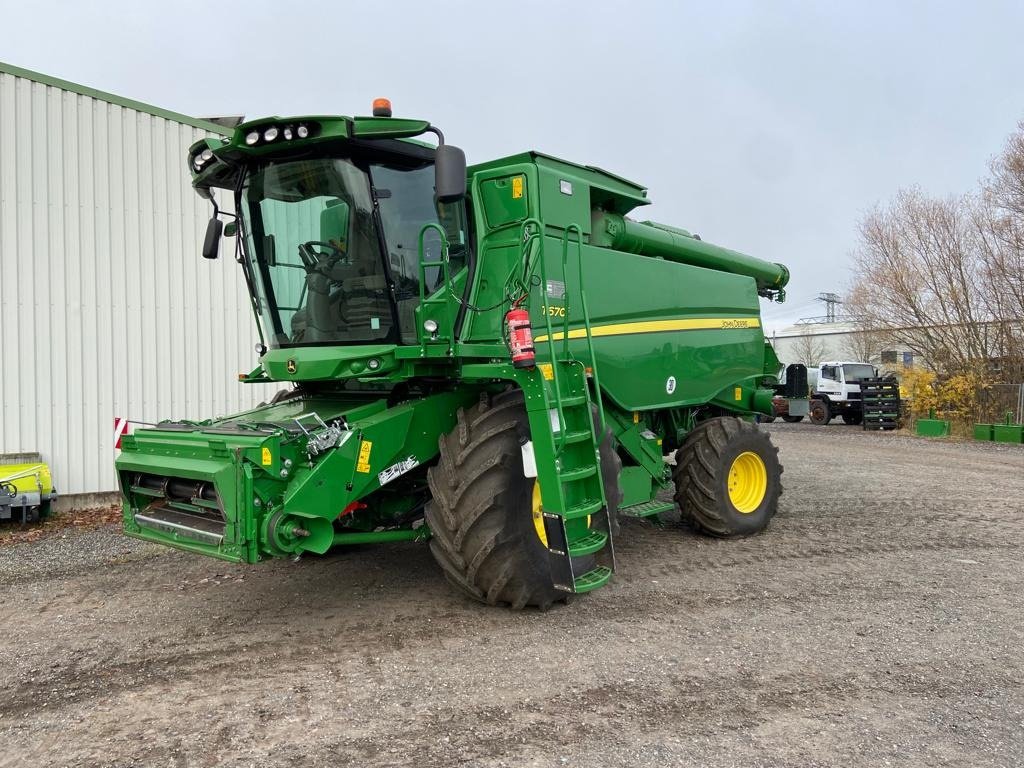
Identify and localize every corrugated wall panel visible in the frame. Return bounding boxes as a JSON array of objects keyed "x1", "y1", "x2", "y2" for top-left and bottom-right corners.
[{"x1": 0, "y1": 71, "x2": 273, "y2": 496}]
